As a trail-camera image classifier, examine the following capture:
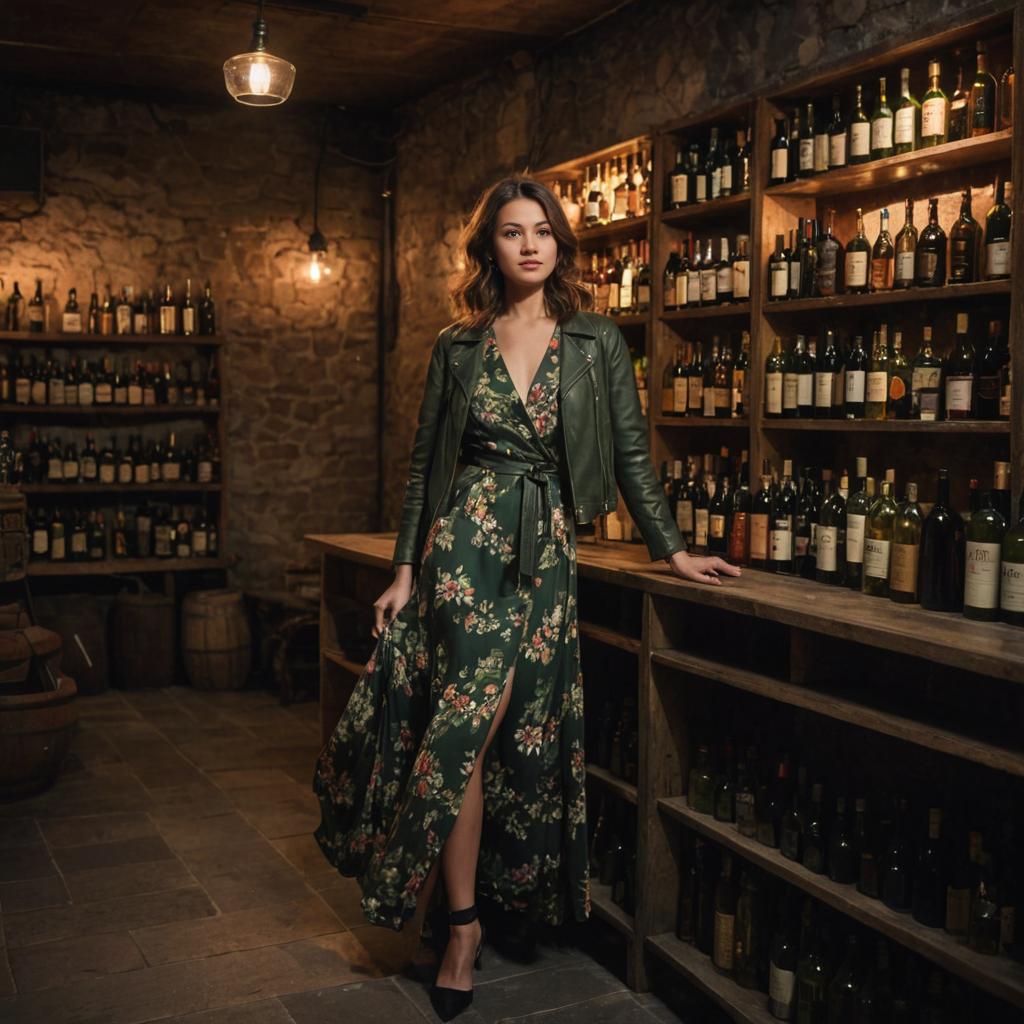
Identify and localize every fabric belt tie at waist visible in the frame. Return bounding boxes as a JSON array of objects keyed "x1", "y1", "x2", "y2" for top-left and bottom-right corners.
[{"x1": 460, "y1": 450, "x2": 558, "y2": 580}]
